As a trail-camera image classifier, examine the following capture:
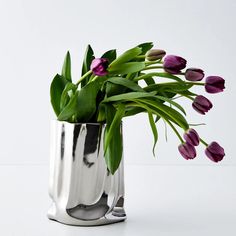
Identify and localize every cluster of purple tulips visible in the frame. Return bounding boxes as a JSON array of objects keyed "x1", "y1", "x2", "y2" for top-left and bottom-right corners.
[{"x1": 90, "y1": 49, "x2": 225, "y2": 163}]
